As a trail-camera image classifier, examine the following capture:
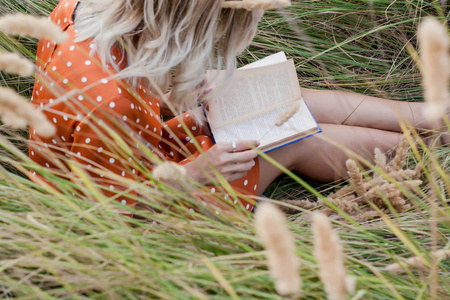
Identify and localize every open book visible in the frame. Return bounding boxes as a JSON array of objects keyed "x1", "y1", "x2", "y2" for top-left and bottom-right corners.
[{"x1": 205, "y1": 52, "x2": 321, "y2": 153}]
